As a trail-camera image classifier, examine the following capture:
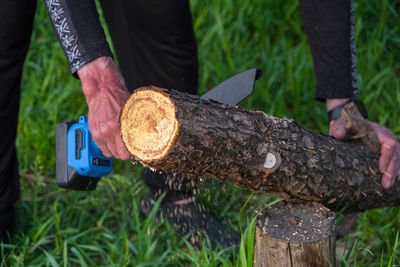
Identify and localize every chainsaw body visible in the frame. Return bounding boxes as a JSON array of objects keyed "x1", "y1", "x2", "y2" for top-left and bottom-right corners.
[{"x1": 56, "y1": 116, "x2": 112, "y2": 190}]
